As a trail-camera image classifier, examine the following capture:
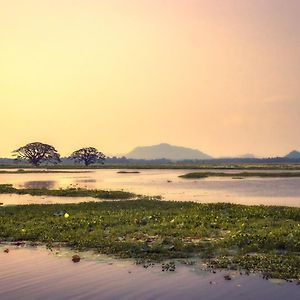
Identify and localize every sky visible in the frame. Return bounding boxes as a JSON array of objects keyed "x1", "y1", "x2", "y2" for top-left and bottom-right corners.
[{"x1": 1, "y1": 0, "x2": 300, "y2": 158}]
